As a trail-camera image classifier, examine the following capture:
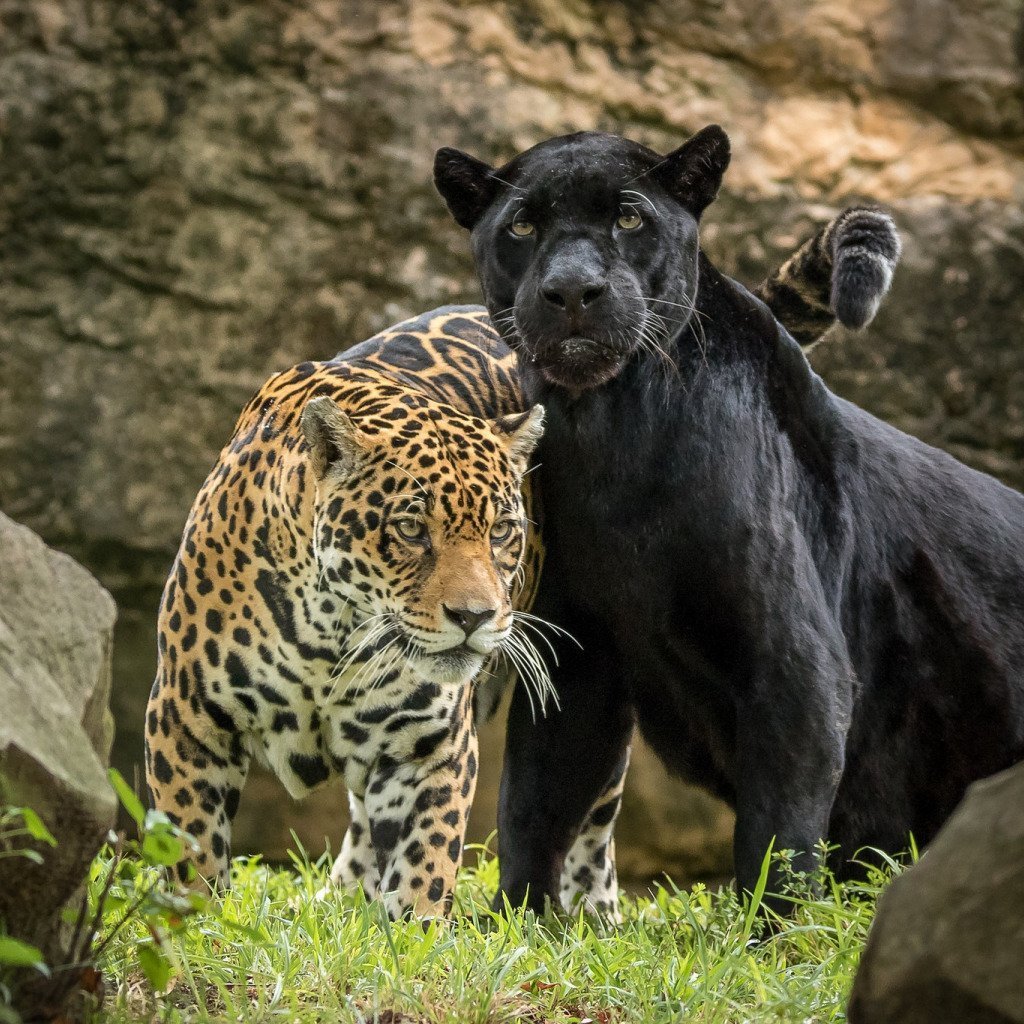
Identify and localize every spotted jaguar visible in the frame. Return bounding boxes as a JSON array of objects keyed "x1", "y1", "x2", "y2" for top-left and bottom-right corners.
[{"x1": 146, "y1": 207, "x2": 897, "y2": 919}]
